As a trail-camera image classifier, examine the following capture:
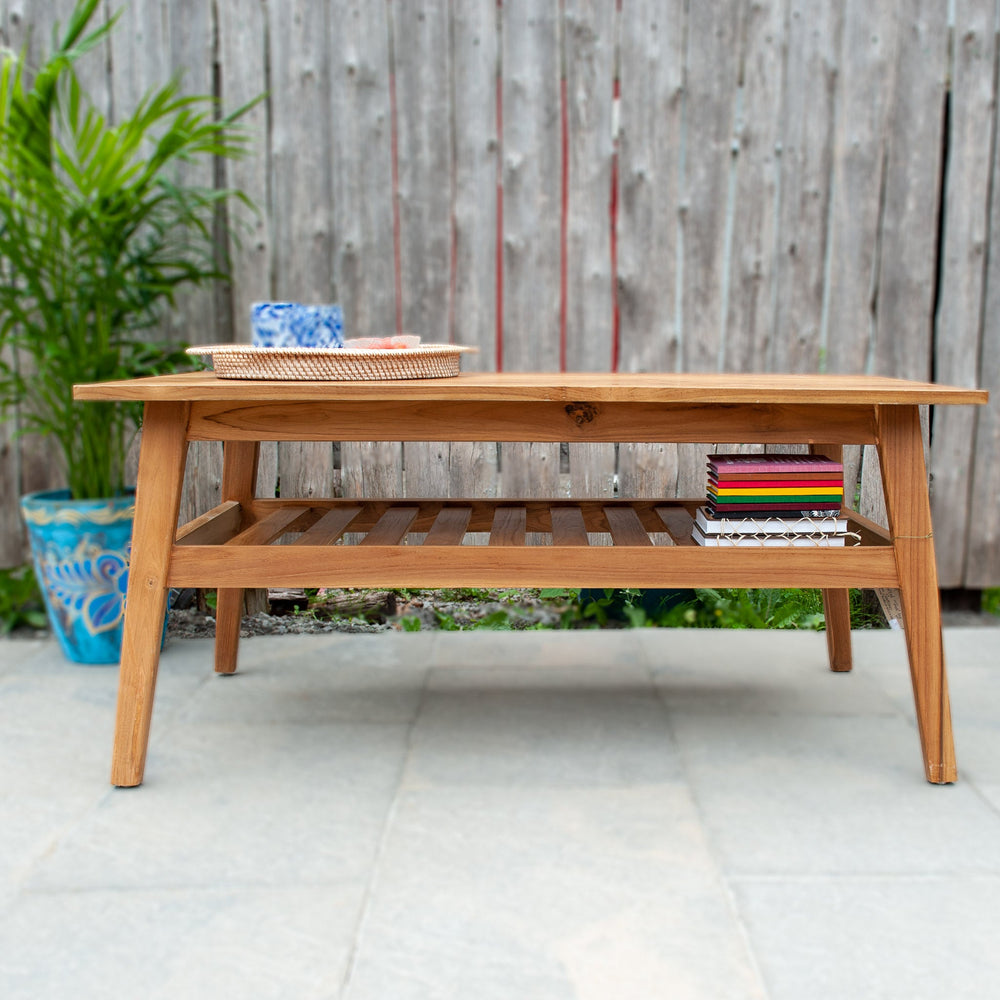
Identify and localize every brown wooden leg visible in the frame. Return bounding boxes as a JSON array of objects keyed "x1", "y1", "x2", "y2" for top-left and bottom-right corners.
[
  {"x1": 822, "y1": 589, "x2": 853, "y2": 672},
  {"x1": 810, "y1": 445, "x2": 853, "y2": 672},
  {"x1": 214, "y1": 441, "x2": 260, "y2": 674},
  {"x1": 214, "y1": 589, "x2": 244, "y2": 675},
  {"x1": 876, "y1": 405, "x2": 957, "y2": 784},
  {"x1": 112, "y1": 402, "x2": 191, "y2": 787}
]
